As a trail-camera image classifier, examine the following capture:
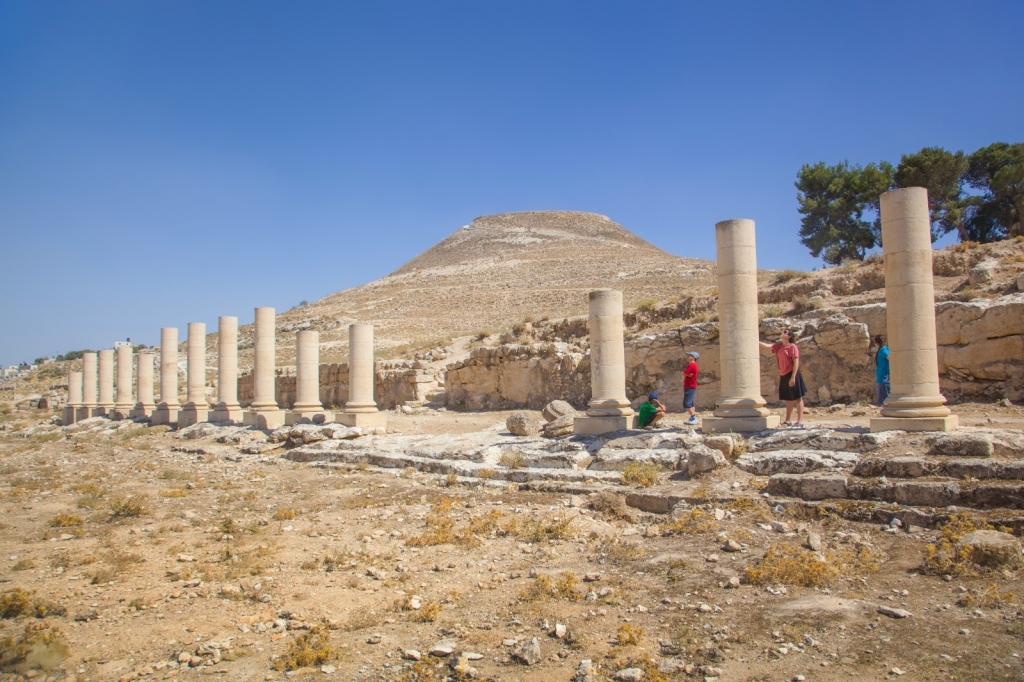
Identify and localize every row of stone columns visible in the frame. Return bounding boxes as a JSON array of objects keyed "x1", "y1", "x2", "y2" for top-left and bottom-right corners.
[
  {"x1": 574, "y1": 186, "x2": 956, "y2": 435},
  {"x1": 63, "y1": 309, "x2": 385, "y2": 431}
]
